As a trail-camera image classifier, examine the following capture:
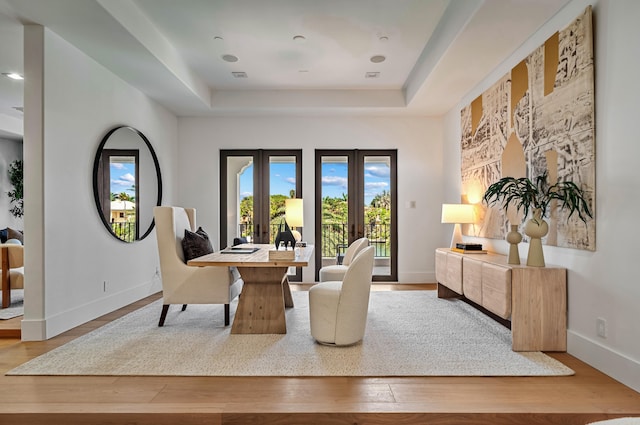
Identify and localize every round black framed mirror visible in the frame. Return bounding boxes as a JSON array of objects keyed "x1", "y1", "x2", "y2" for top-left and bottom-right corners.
[{"x1": 92, "y1": 126, "x2": 162, "y2": 242}]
